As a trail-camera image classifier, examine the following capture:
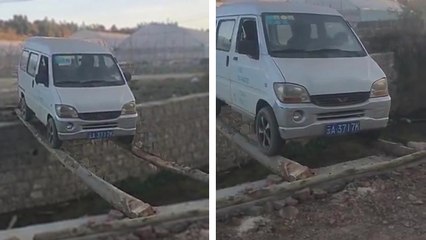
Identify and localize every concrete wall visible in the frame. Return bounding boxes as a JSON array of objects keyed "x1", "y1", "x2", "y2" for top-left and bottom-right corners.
[{"x1": 0, "y1": 93, "x2": 208, "y2": 214}]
